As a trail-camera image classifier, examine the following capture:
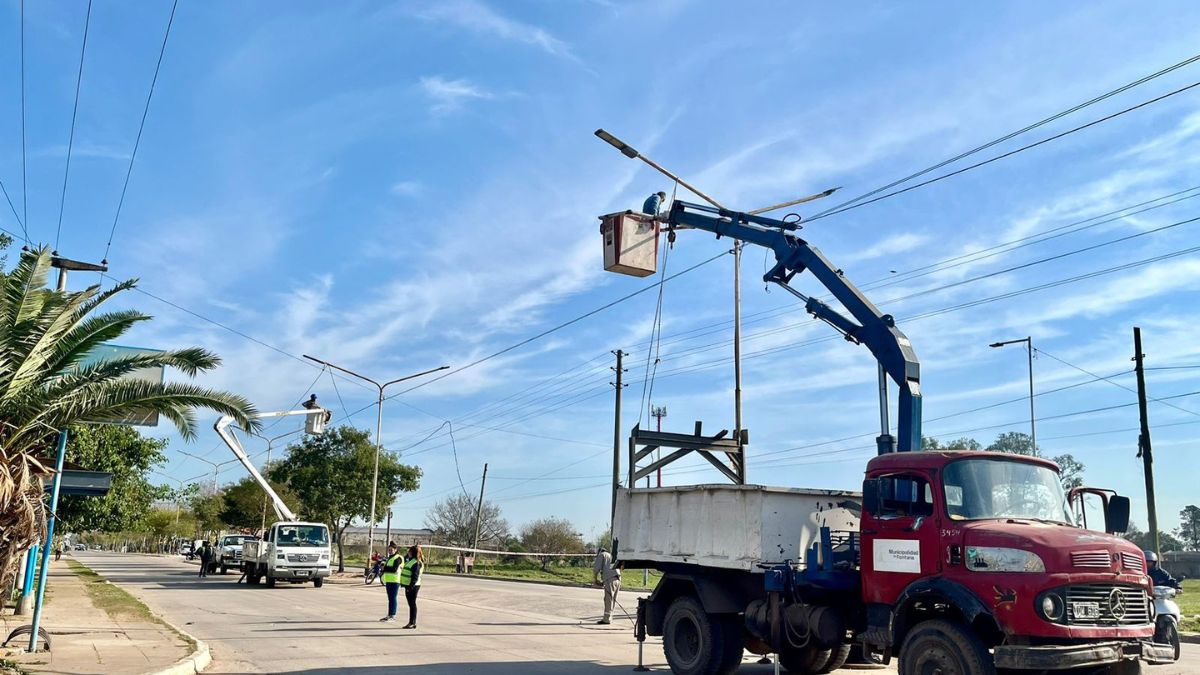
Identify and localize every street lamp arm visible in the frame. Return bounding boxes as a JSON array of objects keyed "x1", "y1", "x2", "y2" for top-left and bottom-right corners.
[
  {"x1": 382, "y1": 365, "x2": 450, "y2": 390},
  {"x1": 302, "y1": 355, "x2": 381, "y2": 389}
]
